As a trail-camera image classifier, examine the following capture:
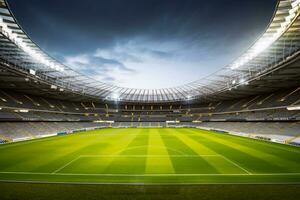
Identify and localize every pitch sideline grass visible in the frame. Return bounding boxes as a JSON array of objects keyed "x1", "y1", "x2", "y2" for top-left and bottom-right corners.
[
  {"x1": 1, "y1": 182, "x2": 300, "y2": 200},
  {"x1": 0, "y1": 128, "x2": 300, "y2": 184}
]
